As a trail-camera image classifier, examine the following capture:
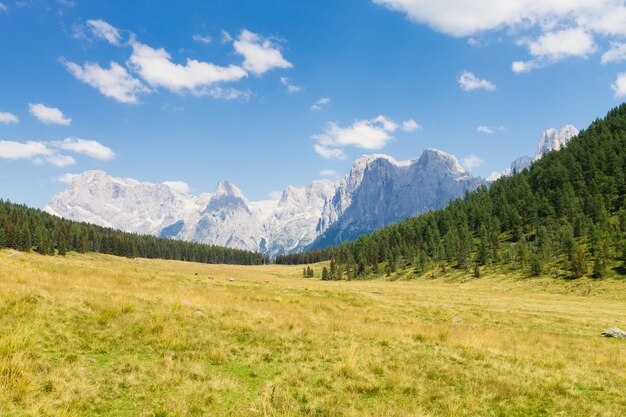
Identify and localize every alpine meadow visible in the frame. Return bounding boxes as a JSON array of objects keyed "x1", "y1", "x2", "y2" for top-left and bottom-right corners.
[{"x1": 2, "y1": 1, "x2": 626, "y2": 416}]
